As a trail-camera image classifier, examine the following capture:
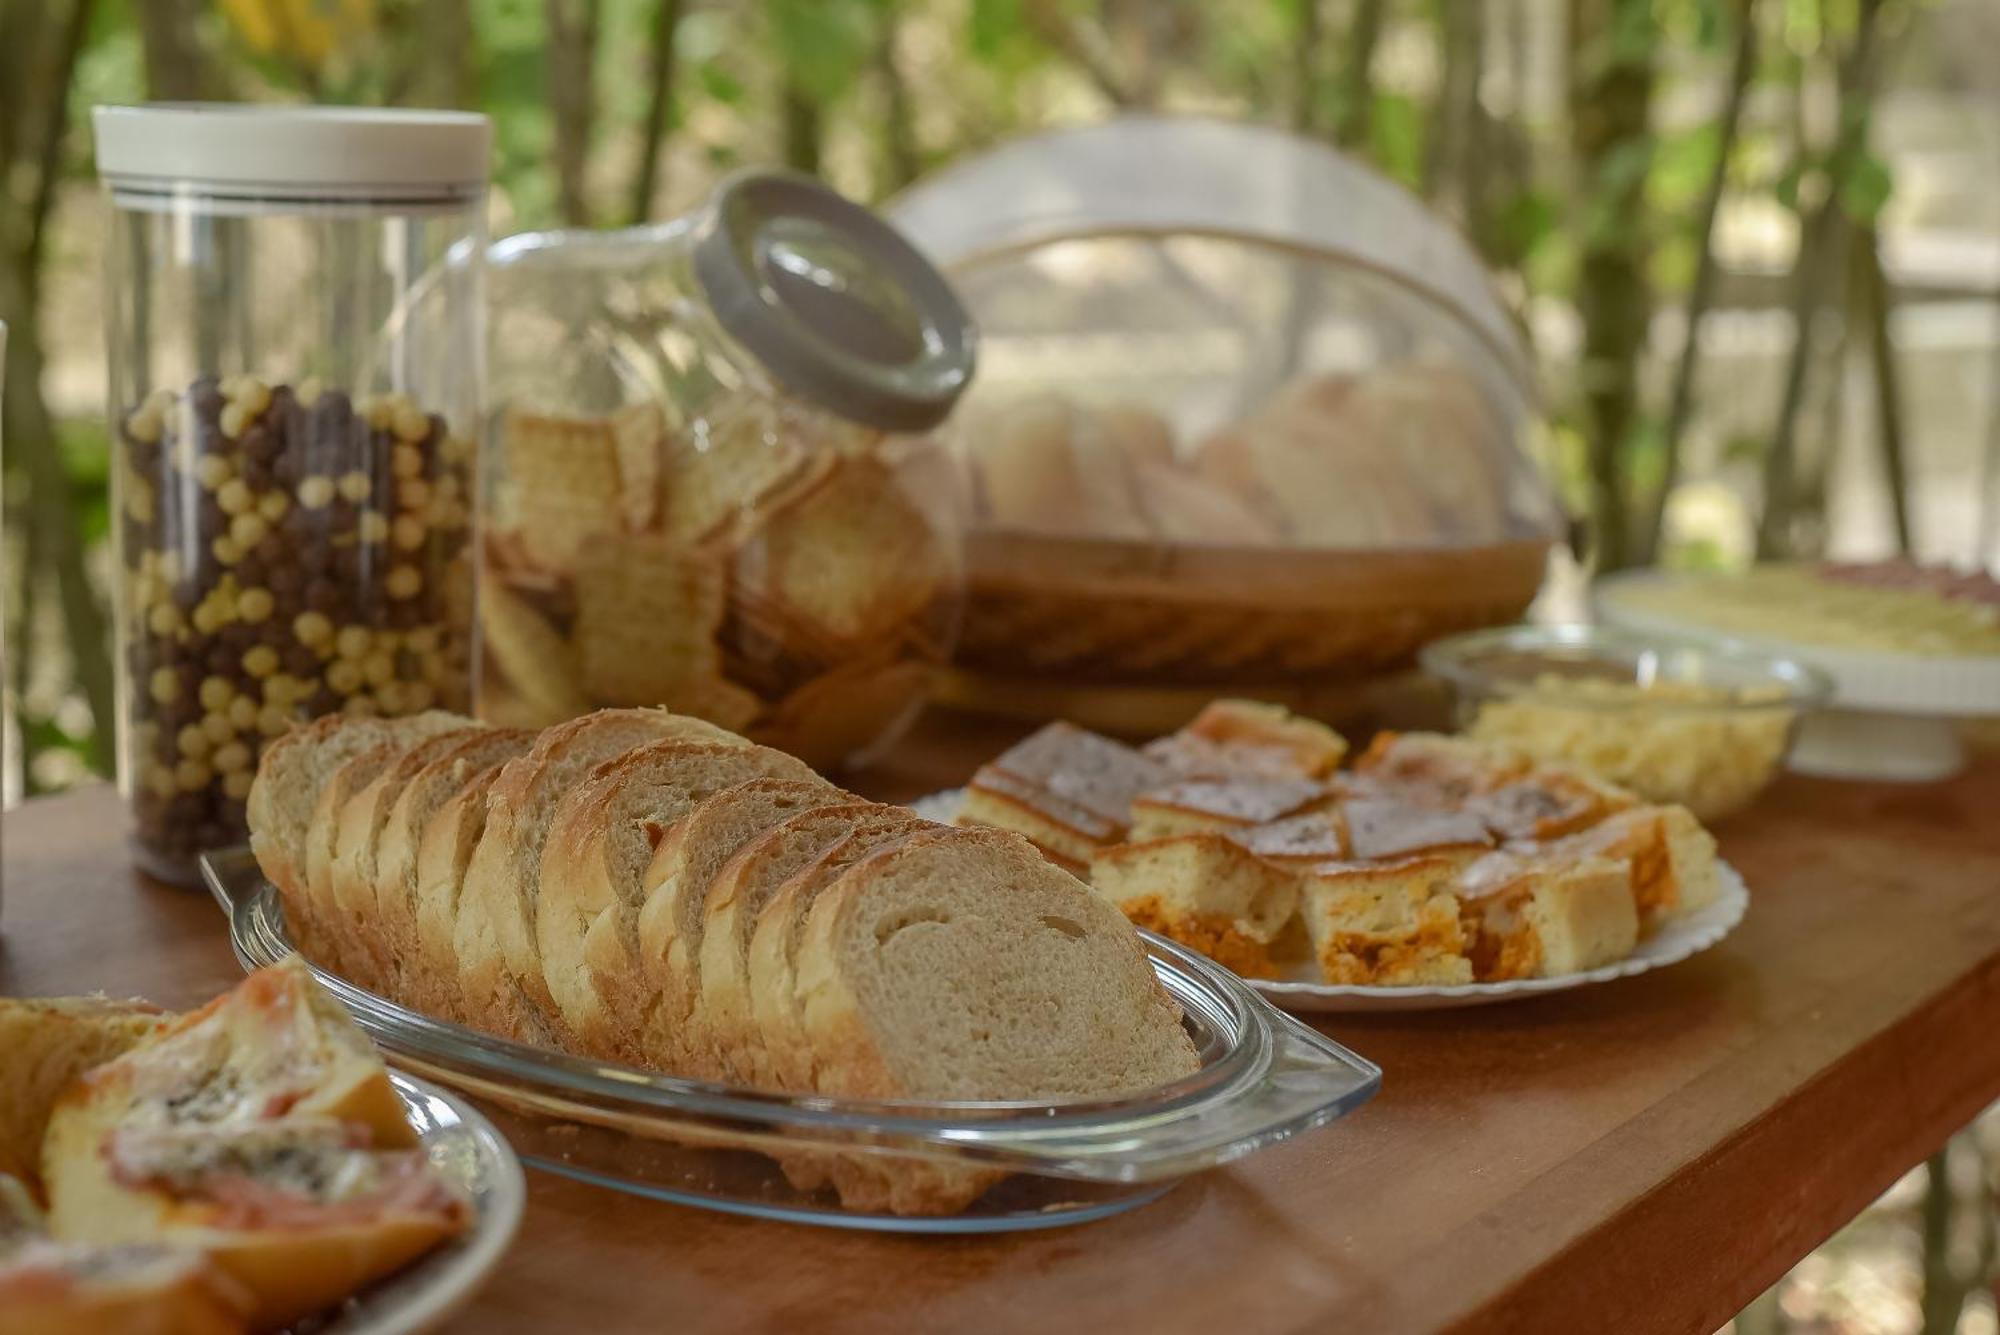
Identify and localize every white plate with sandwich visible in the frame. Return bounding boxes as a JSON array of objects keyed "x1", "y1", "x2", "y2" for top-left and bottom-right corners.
[{"x1": 2, "y1": 967, "x2": 524, "y2": 1335}]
